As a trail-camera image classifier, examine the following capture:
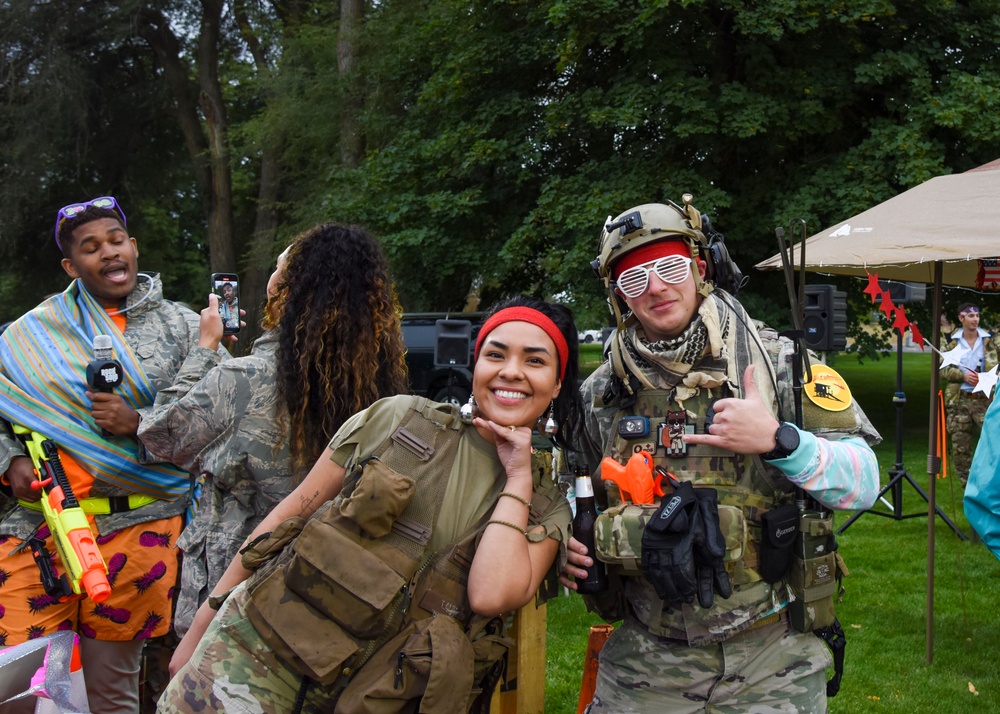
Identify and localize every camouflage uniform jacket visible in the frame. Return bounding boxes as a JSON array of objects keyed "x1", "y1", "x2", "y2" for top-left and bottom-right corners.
[
  {"x1": 941, "y1": 328, "x2": 998, "y2": 408},
  {"x1": 0, "y1": 274, "x2": 227, "y2": 540},
  {"x1": 137, "y1": 329, "x2": 292, "y2": 634},
  {"x1": 572, "y1": 320, "x2": 881, "y2": 645}
]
